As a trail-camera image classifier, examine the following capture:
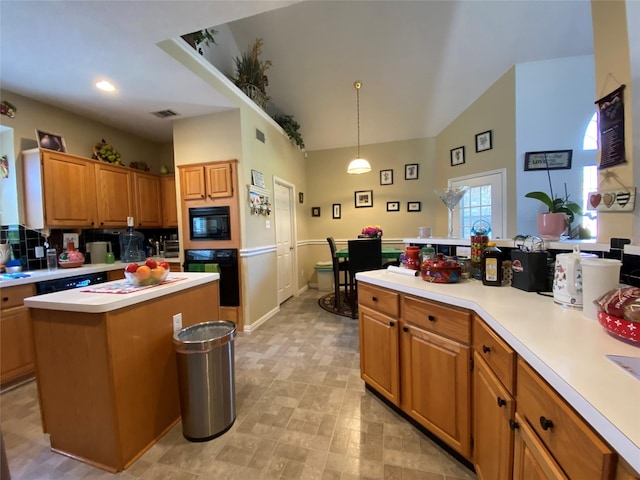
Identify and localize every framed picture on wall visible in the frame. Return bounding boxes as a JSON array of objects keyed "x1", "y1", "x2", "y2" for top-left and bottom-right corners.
[
  {"x1": 387, "y1": 201, "x2": 400, "y2": 212},
  {"x1": 354, "y1": 190, "x2": 373, "y2": 208},
  {"x1": 524, "y1": 150, "x2": 572, "y2": 171},
  {"x1": 405, "y1": 164, "x2": 419, "y2": 180},
  {"x1": 450, "y1": 146, "x2": 465, "y2": 166},
  {"x1": 475, "y1": 130, "x2": 492, "y2": 152},
  {"x1": 408, "y1": 201, "x2": 422, "y2": 212},
  {"x1": 380, "y1": 169, "x2": 393, "y2": 185},
  {"x1": 299, "y1": 192, "x2": 304, "y2": 203},
  {"x1": 312, "y1": 207, "x2": 321, "y2": 217},
  {"x1": 332, "y1": 203, "x2": 341, "y2": 219}
]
